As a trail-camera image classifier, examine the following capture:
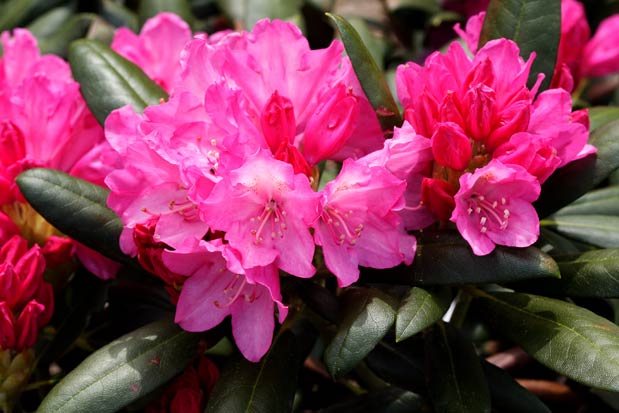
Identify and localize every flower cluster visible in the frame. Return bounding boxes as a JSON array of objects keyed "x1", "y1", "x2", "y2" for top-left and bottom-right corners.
[
  {"x1": 105, "y1": 18, "x2": 415, "y2": 361},
  {"x1": 393, "y1": 37, "x2": 593, "y2": 255},
  {"x1": 0, "y1": 29, "x2": 118, "y2": 279}
]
